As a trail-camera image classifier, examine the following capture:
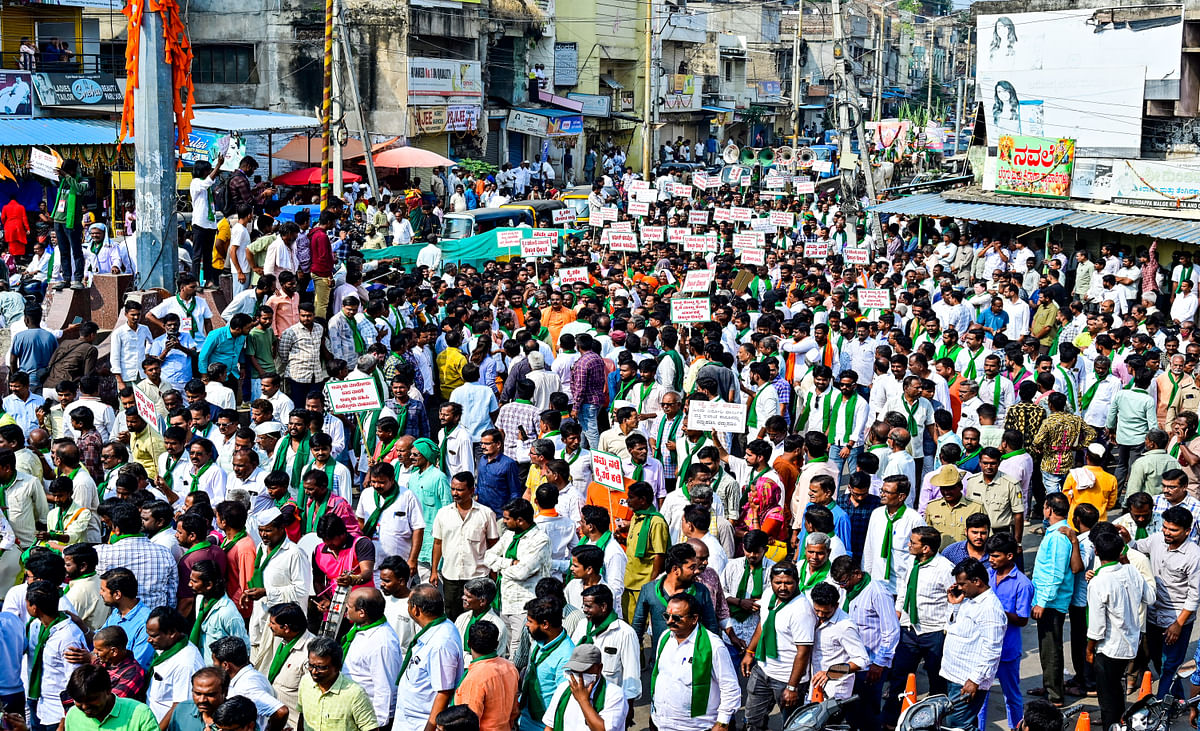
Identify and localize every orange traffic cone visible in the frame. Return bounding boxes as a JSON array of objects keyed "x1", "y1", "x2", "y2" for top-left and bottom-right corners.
[
  {"x1": 811, "y1": 682, "x2": 826, "y2": 703},
  {"x1": 900, "y1": 673, "x2": 918, "y2": 712},
  {"x1": 1074, "y1": 711, "x2": 1090, "y2": 731},
  {"x1": 1138, "y1": 671, "x2": 1153, "y2": 700}
]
